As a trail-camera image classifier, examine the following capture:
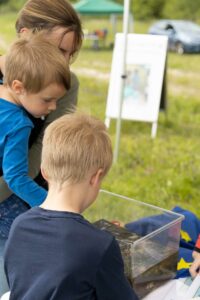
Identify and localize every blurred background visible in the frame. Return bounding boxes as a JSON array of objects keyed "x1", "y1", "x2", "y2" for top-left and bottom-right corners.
[{"x1": 1, "y1": 0, "x2": 200, "y2": 216}]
